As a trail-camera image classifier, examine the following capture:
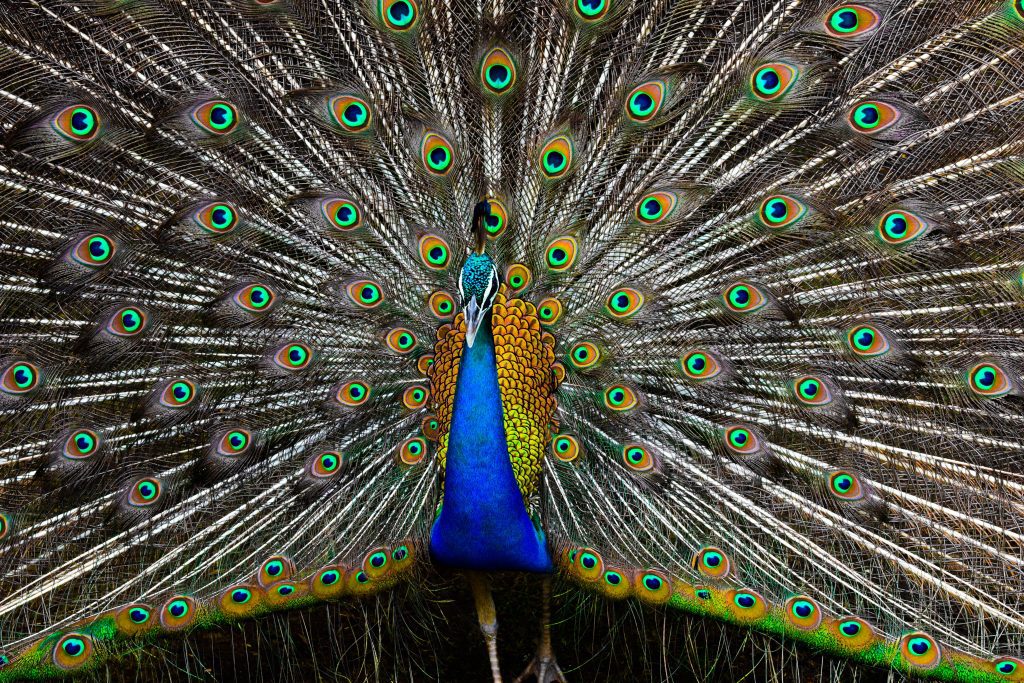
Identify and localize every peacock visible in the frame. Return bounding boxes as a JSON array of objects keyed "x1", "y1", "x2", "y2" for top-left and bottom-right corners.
[{"x1": 1, "y1": 0, "x2": 1024, "y2": 680}]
